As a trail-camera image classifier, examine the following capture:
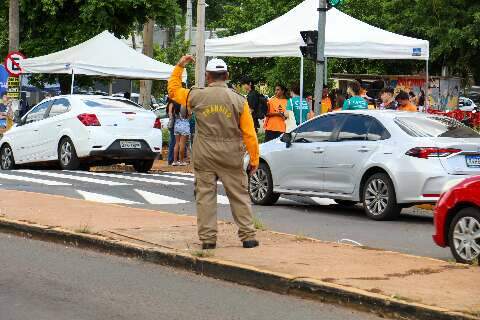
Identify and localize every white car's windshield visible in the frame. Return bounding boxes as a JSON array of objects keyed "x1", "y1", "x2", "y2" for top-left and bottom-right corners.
[
  {"x1": 395, "y1": 116, "x2": 480, "y2": 138},
  {"x1": 82, "y1": 98, "x2": 142, "y2": 109}
]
